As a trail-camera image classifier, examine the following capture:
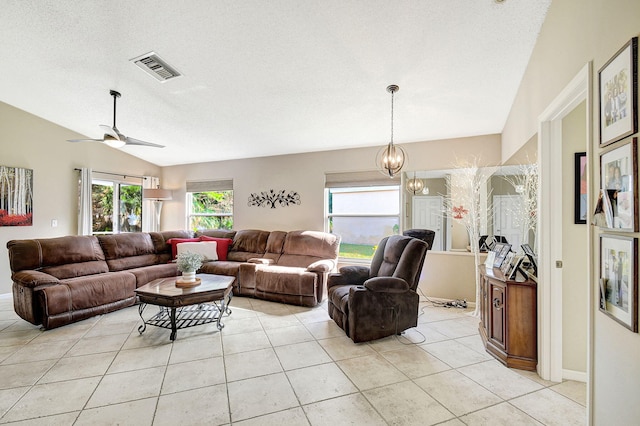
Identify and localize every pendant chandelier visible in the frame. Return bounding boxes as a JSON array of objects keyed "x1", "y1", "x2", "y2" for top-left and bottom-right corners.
[
  {"x1": 376, "y1": 84, "x2": 406, "y2": 177},
  {"x1": 406, "y1": 171, "x2": 425, "y2": 195}
]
